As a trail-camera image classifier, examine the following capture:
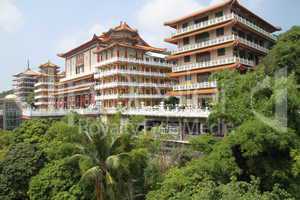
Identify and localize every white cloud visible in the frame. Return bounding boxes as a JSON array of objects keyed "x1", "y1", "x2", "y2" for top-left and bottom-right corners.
[
  {"x1": 56, "y1": 23, "x2": 107, "y2": 53},
  {"x1": 136, "y1": 0, "x2": 203, "y2": 48},
  {"x1": 0, "y1": 0, "x2": 23, "y2": 32}
]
